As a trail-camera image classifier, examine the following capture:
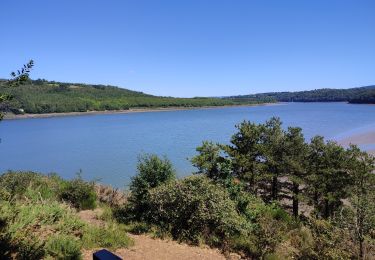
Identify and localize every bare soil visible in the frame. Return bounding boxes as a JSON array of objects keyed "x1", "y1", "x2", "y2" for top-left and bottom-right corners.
[{"x1": 78, "y1": 209, "x2": 233, "y2": 260}]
